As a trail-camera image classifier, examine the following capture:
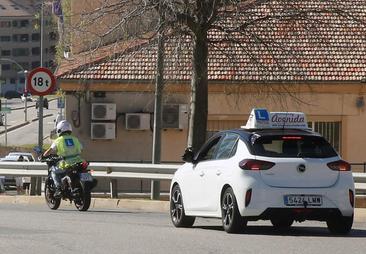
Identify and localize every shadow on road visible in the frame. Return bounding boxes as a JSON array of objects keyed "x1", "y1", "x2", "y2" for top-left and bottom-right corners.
[{"x1": 194, "y1": 225, "x2": 366, "y2": 237}]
